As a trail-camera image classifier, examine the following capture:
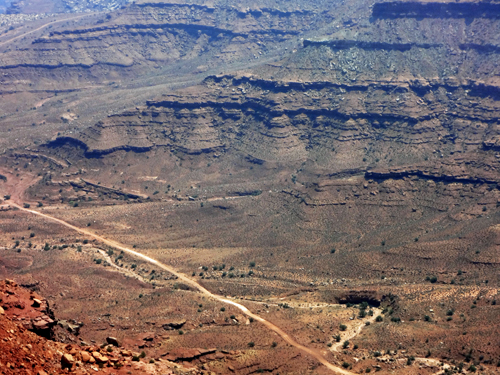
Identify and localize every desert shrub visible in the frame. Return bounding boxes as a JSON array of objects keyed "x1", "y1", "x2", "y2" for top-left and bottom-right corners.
[
  {"x1": 334, "y1": 335, "x2": 341, "y2": 342},
  {"x1": 29, "y1": 232, "x2": 35, "y2": 238},
  {"x1": 178, "y1": 330, "x2": 184, "y2": 335},
  {"x1": 342, "y1": 362, "x2": 350, "y2": 369},
  {"x1": 272, "y1": 342, "x2": 277, "y2": 348},
  {"x1": 140, "y1": 351, "x2": 146, "y2": 358},
  {"x1": 249, "y1": 261, "x2": 256, "y2": 267},
  {"x1": 248, "y1": 342, "x2": 255, "y2": 347},
  {"x1": 339, "y1": 324, "x2": 347, "y2": 331},
  {"x1": 220, "y1": 307, "x2": 226, "y2": 312},
  {"x1": 424, "y1": 315, "x2": 431, "y2": 322},
  {"x1": 132, "y1": 356, "x2": 140, "y2": 361},
  {"x1": 375, "y1": 315, "x2": 383, "y2": 322},
  {"x1": 23, "y1": 203, "x2": 30, "y2": 208},
  {"x1": 343, "y1": 340, "x2": 349, "y2": 349}
]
